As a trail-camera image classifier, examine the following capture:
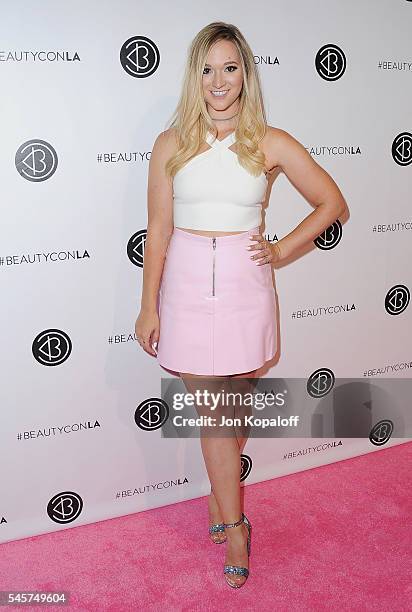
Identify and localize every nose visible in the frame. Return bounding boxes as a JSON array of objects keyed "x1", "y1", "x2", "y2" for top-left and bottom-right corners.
[{"x1": 212, "y1": 73, "x2": 226, "y2": 89}]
